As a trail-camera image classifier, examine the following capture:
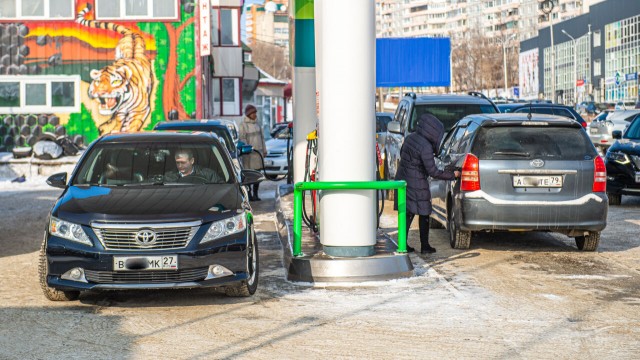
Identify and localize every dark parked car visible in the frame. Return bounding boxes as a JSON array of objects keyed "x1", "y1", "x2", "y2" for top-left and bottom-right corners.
[
  {"x1": 430, "y1": 113, "x2": 607, "y2": 251},
  {"x1": 384, "y1": 92, "x2": 499, "y2": 181},
  {"x1": 496, "y1": 103, "x2": 522, "y2": 113},
  {"x1": 605, "y1": 116, "x2": 640, "y2": 205},
  {"x1": 510, "y1": 103, "x2": 588, "y2": 128},
  {"x1": 154, "y1": 120, "x2": 253, "y2": 173},
  {"x1": 39, "y1": 132, "x2": 264, "y2": 301}
]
